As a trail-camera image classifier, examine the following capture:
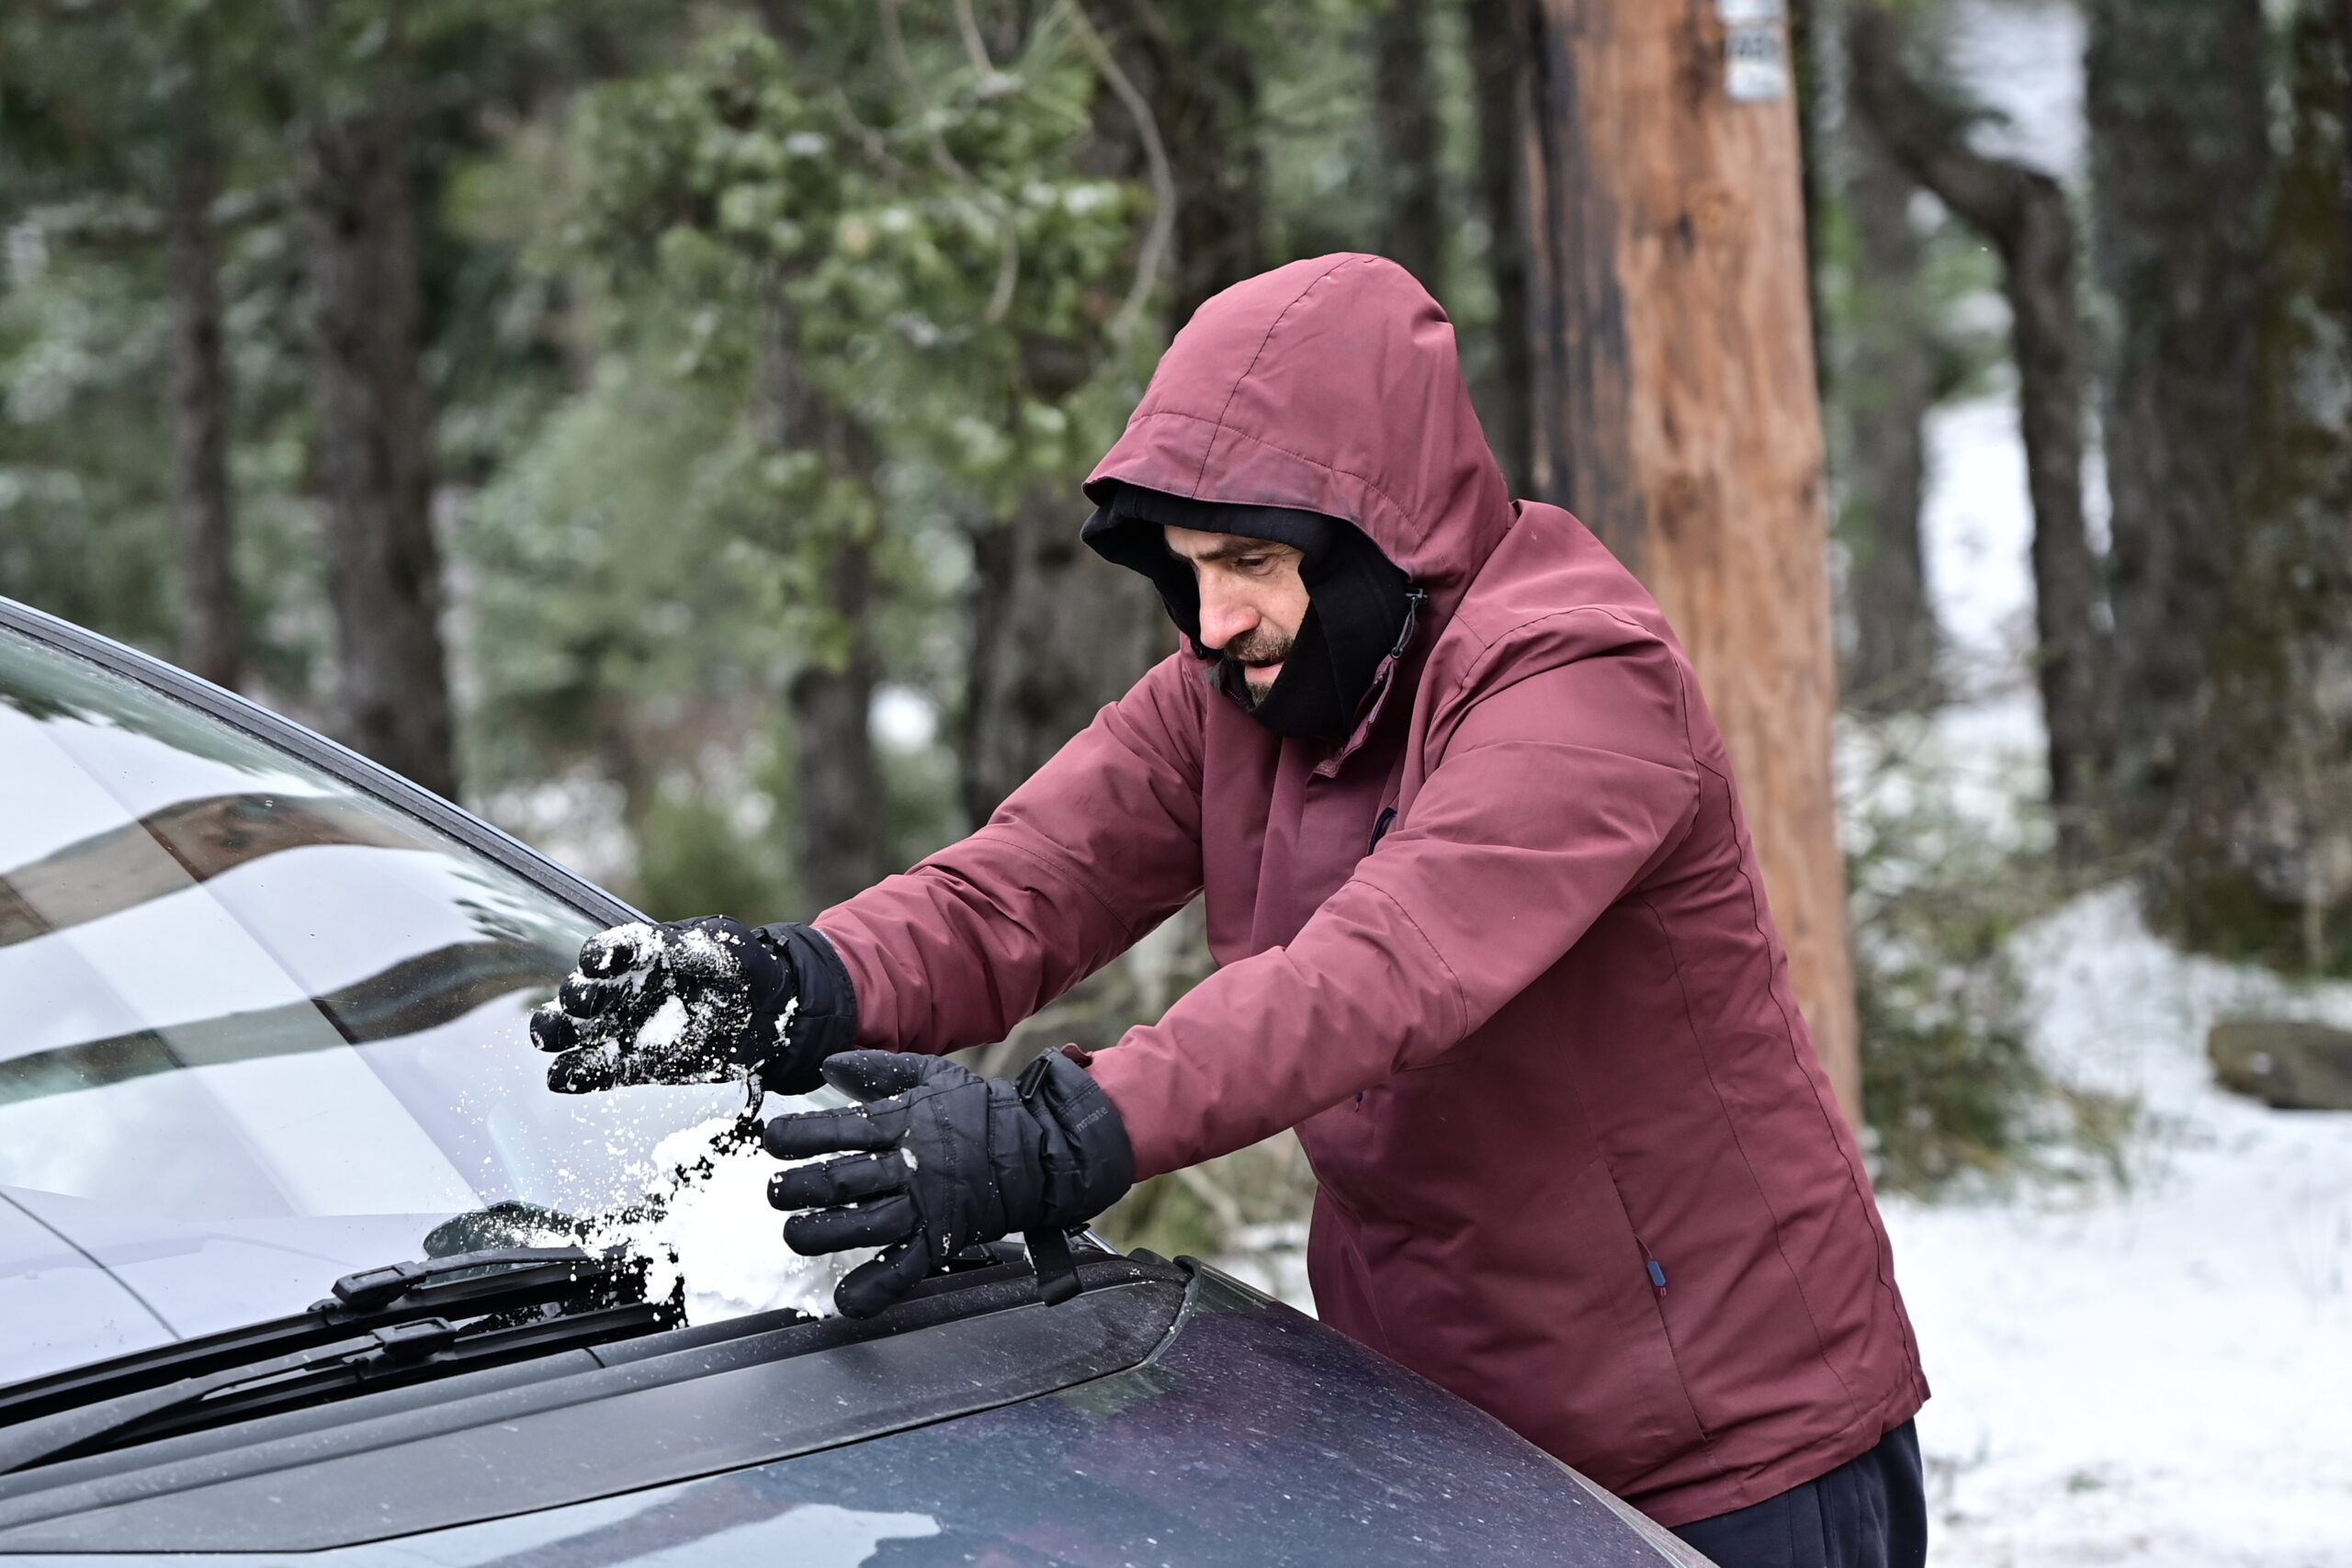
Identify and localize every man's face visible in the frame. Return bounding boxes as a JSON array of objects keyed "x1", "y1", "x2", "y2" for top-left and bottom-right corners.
[{"x1": 1163, "y1": 525, "x2": 1309, "y2": 708}]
